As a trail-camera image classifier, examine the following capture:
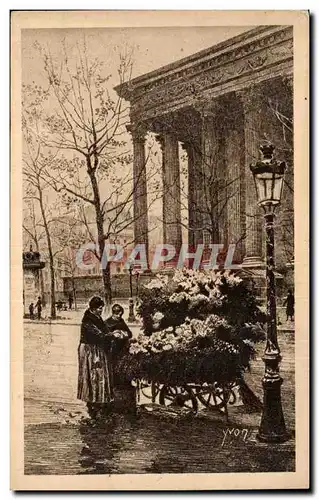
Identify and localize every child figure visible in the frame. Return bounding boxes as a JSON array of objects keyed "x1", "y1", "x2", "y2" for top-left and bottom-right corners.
[
  {"x1": 105, "y1": 304, "x2": 133, "y2": 382},
  {"x1": 29, "y1": 303, "x2": 34, "y2": 320}
]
